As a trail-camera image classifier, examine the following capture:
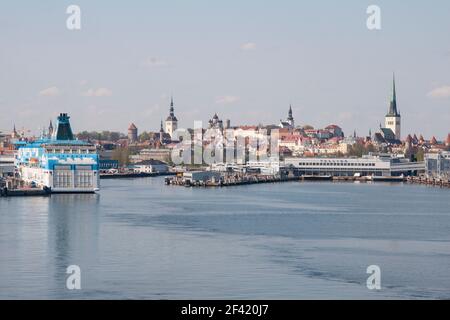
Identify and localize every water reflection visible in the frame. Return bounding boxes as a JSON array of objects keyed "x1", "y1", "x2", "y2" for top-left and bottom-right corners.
[
  {"x1": 2, "y1": 179, "x2": 450, "y2": 299},
  {"x1": 46, "y1": 194, "x2": 100, "y2": 297}
]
